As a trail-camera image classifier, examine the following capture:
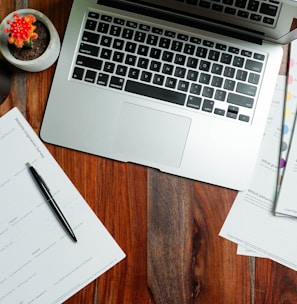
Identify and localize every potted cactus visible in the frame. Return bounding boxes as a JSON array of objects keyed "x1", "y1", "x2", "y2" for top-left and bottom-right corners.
[{"x1": 0, "y1": 9, "x2": 60, "y2": 72}]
